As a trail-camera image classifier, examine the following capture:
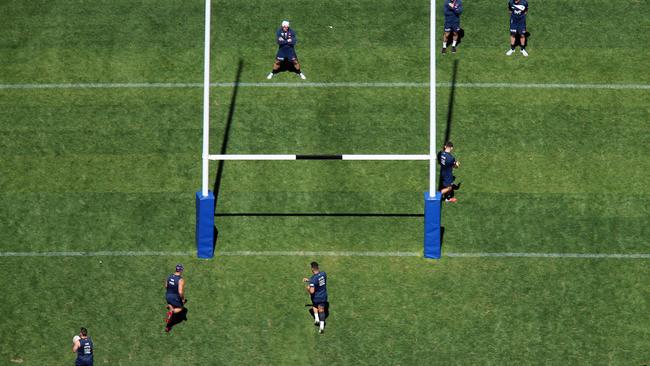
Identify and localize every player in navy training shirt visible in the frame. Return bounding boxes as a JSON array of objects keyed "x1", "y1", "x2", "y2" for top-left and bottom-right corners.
[
  {"x1": 303, "y1": 261, "x2": 328, "y2": 334},
  {"x1": 506, "y1": 0, "x2": 529, "y2": 56},
  {"x1": 72, "y1": 327, "x2": 93, "y2": 366},
  {"x1": 442, "y1": 0, "x2": 463, "y2": 54},
  {"x1": 438, "y1": 141, "x2": 461, "y2": 202},
  {"x1": 267, "y1": 20, "x2": 306, "y2": 80},
  {"x1": 164, "y1": 264, "x2": 188, "y2": 332}
]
